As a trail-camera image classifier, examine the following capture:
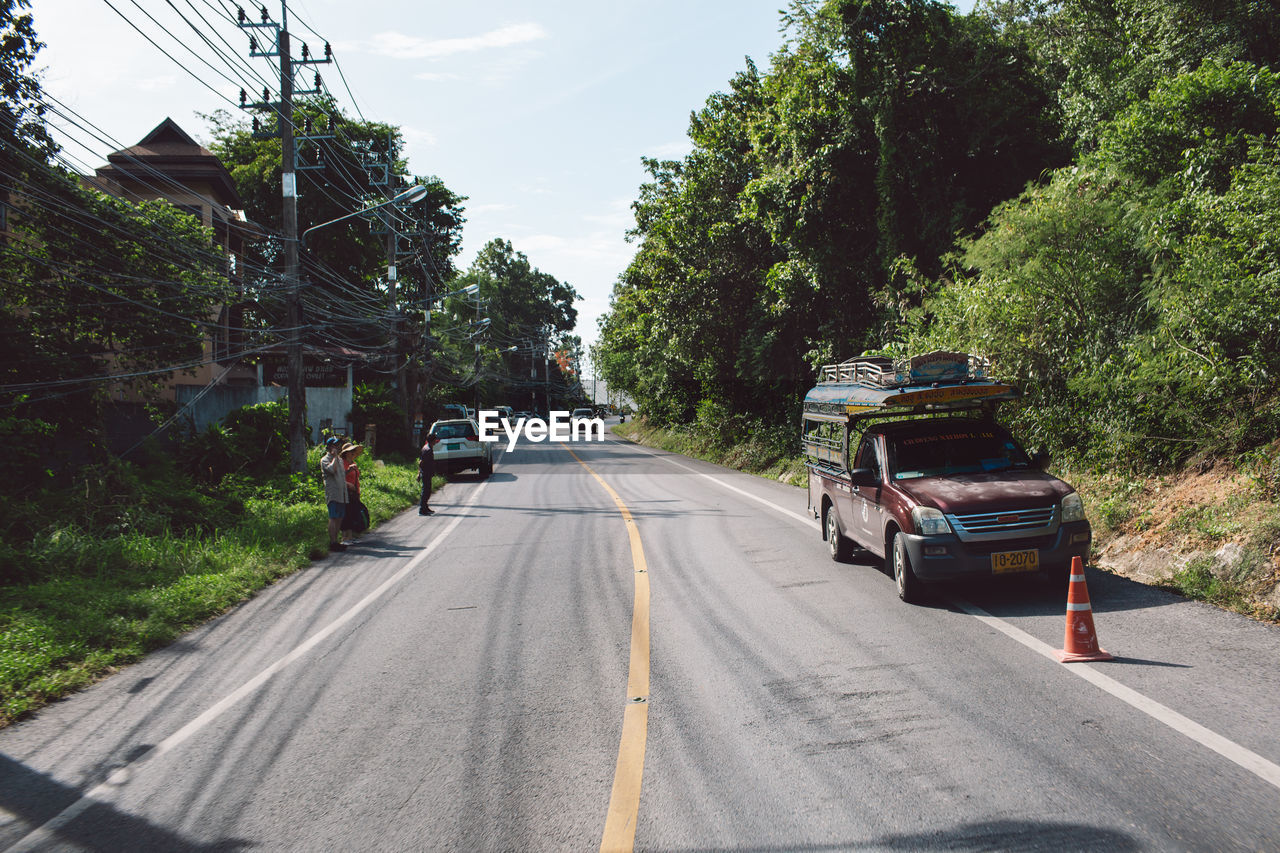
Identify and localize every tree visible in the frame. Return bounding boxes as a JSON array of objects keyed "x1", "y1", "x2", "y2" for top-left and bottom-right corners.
[
  {"x1": 438, "y1": 239, "x2": 580, "y2": 412},
  {"x1": 598, "y1": 0, "x2": 1064, "y2": 428},
  {"x1": 1, "y1": 2, "x2": 228, "y2": 465}
]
